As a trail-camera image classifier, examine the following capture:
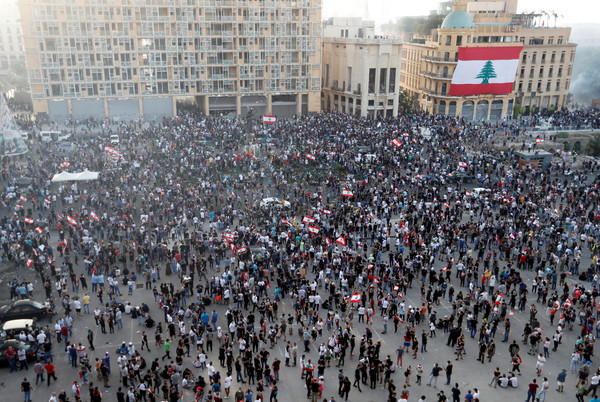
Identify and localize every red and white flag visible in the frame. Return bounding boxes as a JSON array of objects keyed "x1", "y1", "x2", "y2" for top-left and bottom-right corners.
[
  {"x1": 20, "y1": 195, "x2": 27, "y2": 203},
  {"x1": 15, "y1": 204, "x2": 23, "y2": 210},
  {"x1": 402, "y1": 132, "x2": 410, "y2": 137},
  {"x1": 262, "y1": 115, "x2": 276, "y2": 124},
  {"x1": 325, "y1": 237, "x2": 331, "y2": 248},
  {"x1": 306, "y1": 153, "x2": 316, "y2": 161},
  {"x1": 536, "y1": 138, "x2": 544, "y2": 143},
  {"x1": 342, "y1": 189, "x2": 353, "y2": 197},
  {"x1": 44, "y1": 198, "x2": 51, "y2": 205},
  {"x1": 508, "y1": 310, "x2": 515, "y2": 316},
  {"x1": 308, "y1": 225, "x2": 320, "y2": 234},
  {"x1": 335, "y1": 236, "x2": 346, "y2": 247},
  {"x1": 465, "y1": 191, "x2": 471, "y2": 197},
  {"x1": 229, "y1": 243, "x2": 236, "y2": 254},
  {"x1": 66, "y1": 215, "x2": 78, "y2": 226},
  {"x1": 391, "y1": 138, "x2": 401, "y2": 148},
  {"x1": 59, "y1": 161, "x2": 70, "y2": 169},
  {"x1": 322, "y1": 209, "x2": 331, "y2": 215},
  {"x1": 24, "y1": 217, "x2": 33, "y2": 224},
  {"x1": 458, "y1": 161, "x2": 468, "y2": 168},
  {"x1": 564, "y1": 298, "x2": 572, "y2": 307},
  {"x1": 302, "y1": 216, "x2": 315, "y2": 224},
  {"x1": 449, "y1": 46, "x2": 522, "y2": 96},
  {"x1": 26, "y1": 258, "x2": 33, "y2": 268},
  {"x1": 281, "y1": 218, "x2": 292, "y2": 227},
  {"x1": 350, "y1": 293, "x2": 361, "y2": 303},
  {"x1": 35, "y1": 226, "x2": 43, "y2": 234},
  {"x1": 236, "y1": 246, "x2": 248, "y2": 254},
  {"x1": 90, "y1": 211, "x2": 99, "y2": 221}
]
